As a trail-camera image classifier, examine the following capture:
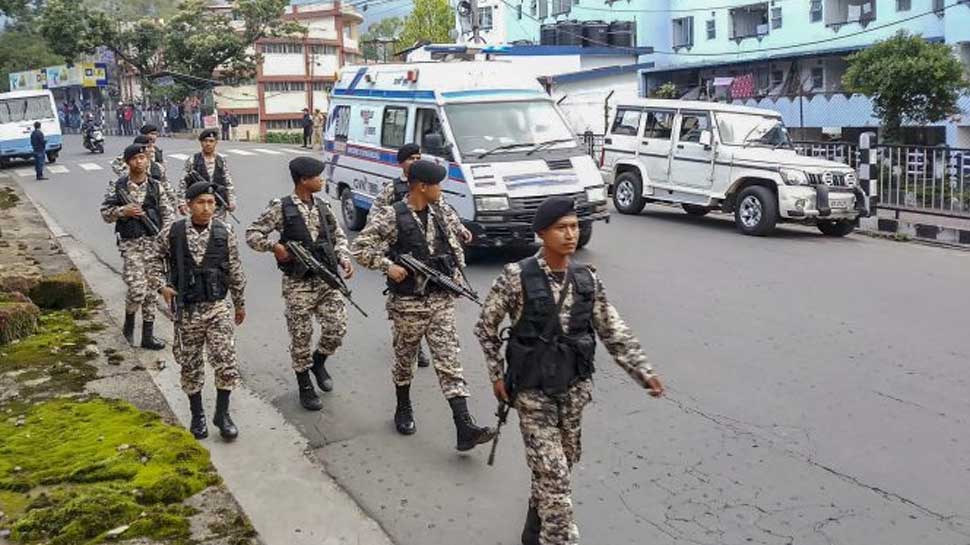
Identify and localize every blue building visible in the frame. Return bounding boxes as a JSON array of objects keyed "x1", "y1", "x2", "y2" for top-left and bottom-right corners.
[{"x1": 457, "y1": 0, "x2": 970, "y2": 146}]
